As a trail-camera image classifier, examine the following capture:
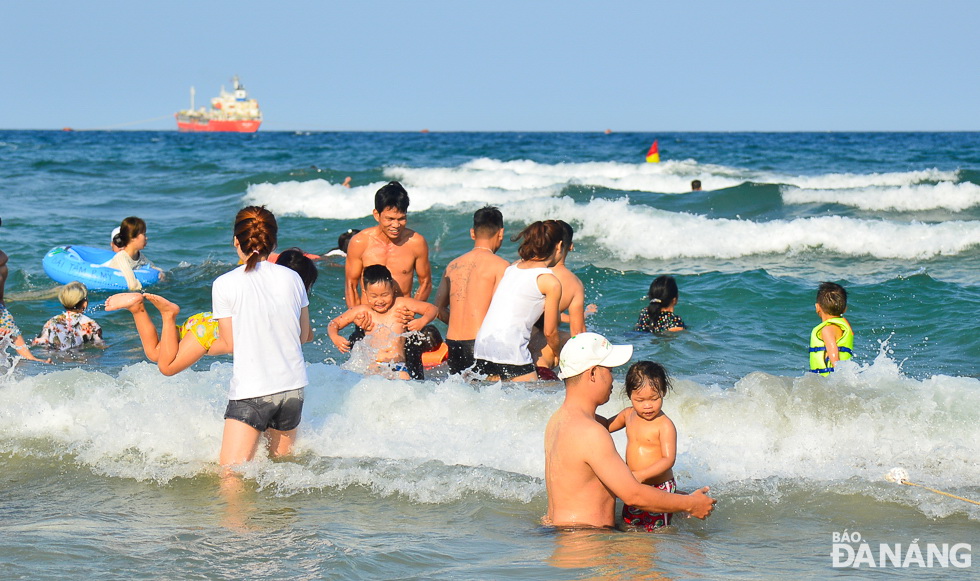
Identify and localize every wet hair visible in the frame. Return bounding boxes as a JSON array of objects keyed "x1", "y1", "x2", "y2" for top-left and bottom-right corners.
[
  {"x1": 274, "y1": 248, "x2": 318, "y2": 292},
  {"x1": 556, "y1": 220, "x2": 573, "y2": 257},
  {"x1": 625, "y1": 361, "x2": 672, "y2": 399},
  {"x1": 362, "y1": 264, "x2": 396, "y2": 290},
  {"x1": 375, "y1": 181, "x2": 410, "y2": 214},
  {"x1": 473, "y1": 206, "x2": 503, "y2": 237},
  {"x1": 691, "y1": 179, "x2": 702, "y2": 190},
  {"x1": 335, "y1": 229, "x2": 360, "y2": 254},
  {"x1": 513, "y1": 220, "x2": 563, "y2": 261},
  {"x1": 816, "y1": 282, "x2": 848, "y2": 316},
  {"x1": 646, "y1": 275, "x2": 679, "y2": 321},
  {"x1": 113, "y1": 217, "x2": 146, "y2": 249},
  {"x1": 59, "y1": 281, "x2": 88, "y2": 311},
  {"x1": 233, "y1": 206, "x2": 278, "y2": 272},
  {"x1": 419, "y1": 324, "x2": 443, "y2": 352}
]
